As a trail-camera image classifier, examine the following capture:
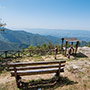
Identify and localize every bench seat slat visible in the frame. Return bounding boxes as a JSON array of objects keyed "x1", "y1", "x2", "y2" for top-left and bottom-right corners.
[
  {"x1": 11, "y1": 68, "x2": 64, "y2": 76},
  {"x1": 8, "y1": 60, "x2": 66, "y2": 67},
  {"x1": 9, "y1": 64, "x2": 65, "y2": 71}
]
